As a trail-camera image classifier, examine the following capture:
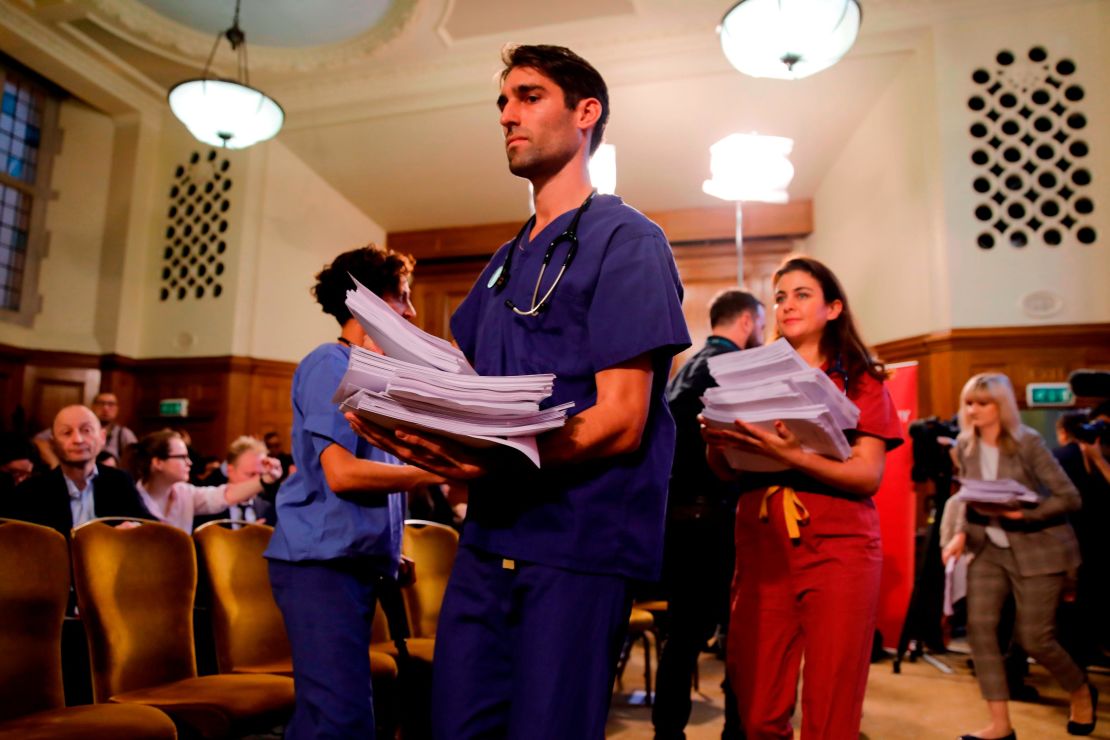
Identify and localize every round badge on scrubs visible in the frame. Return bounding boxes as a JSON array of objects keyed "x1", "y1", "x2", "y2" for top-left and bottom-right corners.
[{"x1": 487, "y1": 265, "x2": 504, "y2": 289}]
